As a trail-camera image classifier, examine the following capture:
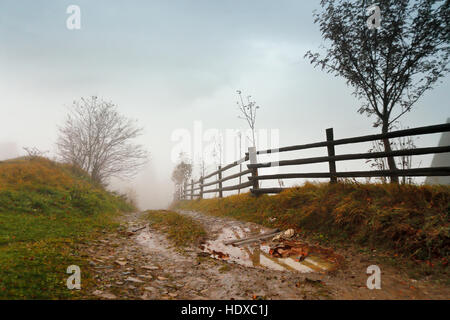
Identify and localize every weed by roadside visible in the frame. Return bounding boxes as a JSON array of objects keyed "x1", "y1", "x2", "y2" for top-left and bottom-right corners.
[{"x1": 143, "y1": 210, "x2": 206, "y2": 248}]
